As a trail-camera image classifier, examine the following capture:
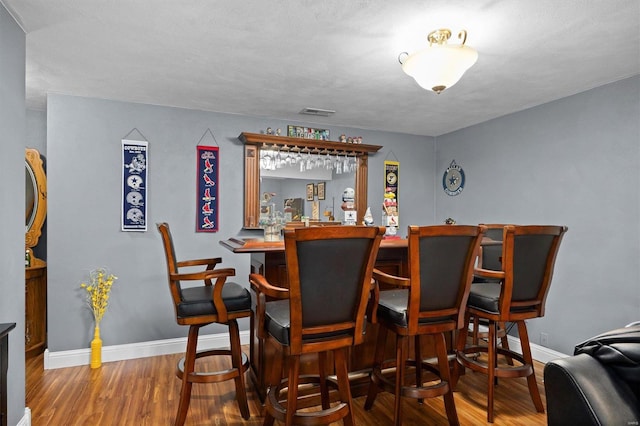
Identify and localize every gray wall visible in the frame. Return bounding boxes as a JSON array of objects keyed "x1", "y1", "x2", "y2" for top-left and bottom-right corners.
[
  {"x1": 27, "y1": 109, "x2": 46, "y2": 154},
  {"x1": 0, "y1": 3, "x2": 26, "y2": 424},
  {"x1": 435, "y1": 75, "x2": 640, "y2": 355},
  {"x1": 46, "y1": 94, "x2": 435, "y2": 351},
  {"x1": 44, "y1": 77, "x2": 640, "y2": 359}
]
